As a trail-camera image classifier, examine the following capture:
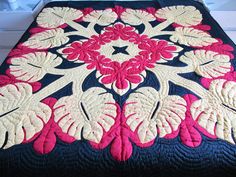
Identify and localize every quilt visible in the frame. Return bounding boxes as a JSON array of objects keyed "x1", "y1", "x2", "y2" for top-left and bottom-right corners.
[{"x1": 0, "y1": 0, "x2": 236, "y2": 177}]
